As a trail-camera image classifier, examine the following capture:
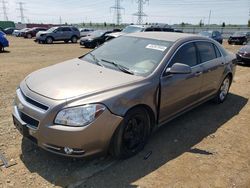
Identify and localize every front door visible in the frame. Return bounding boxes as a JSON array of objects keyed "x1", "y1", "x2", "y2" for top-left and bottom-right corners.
[{"x1": 159, "y1": 42, "x2": 203, "y2": 123}]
